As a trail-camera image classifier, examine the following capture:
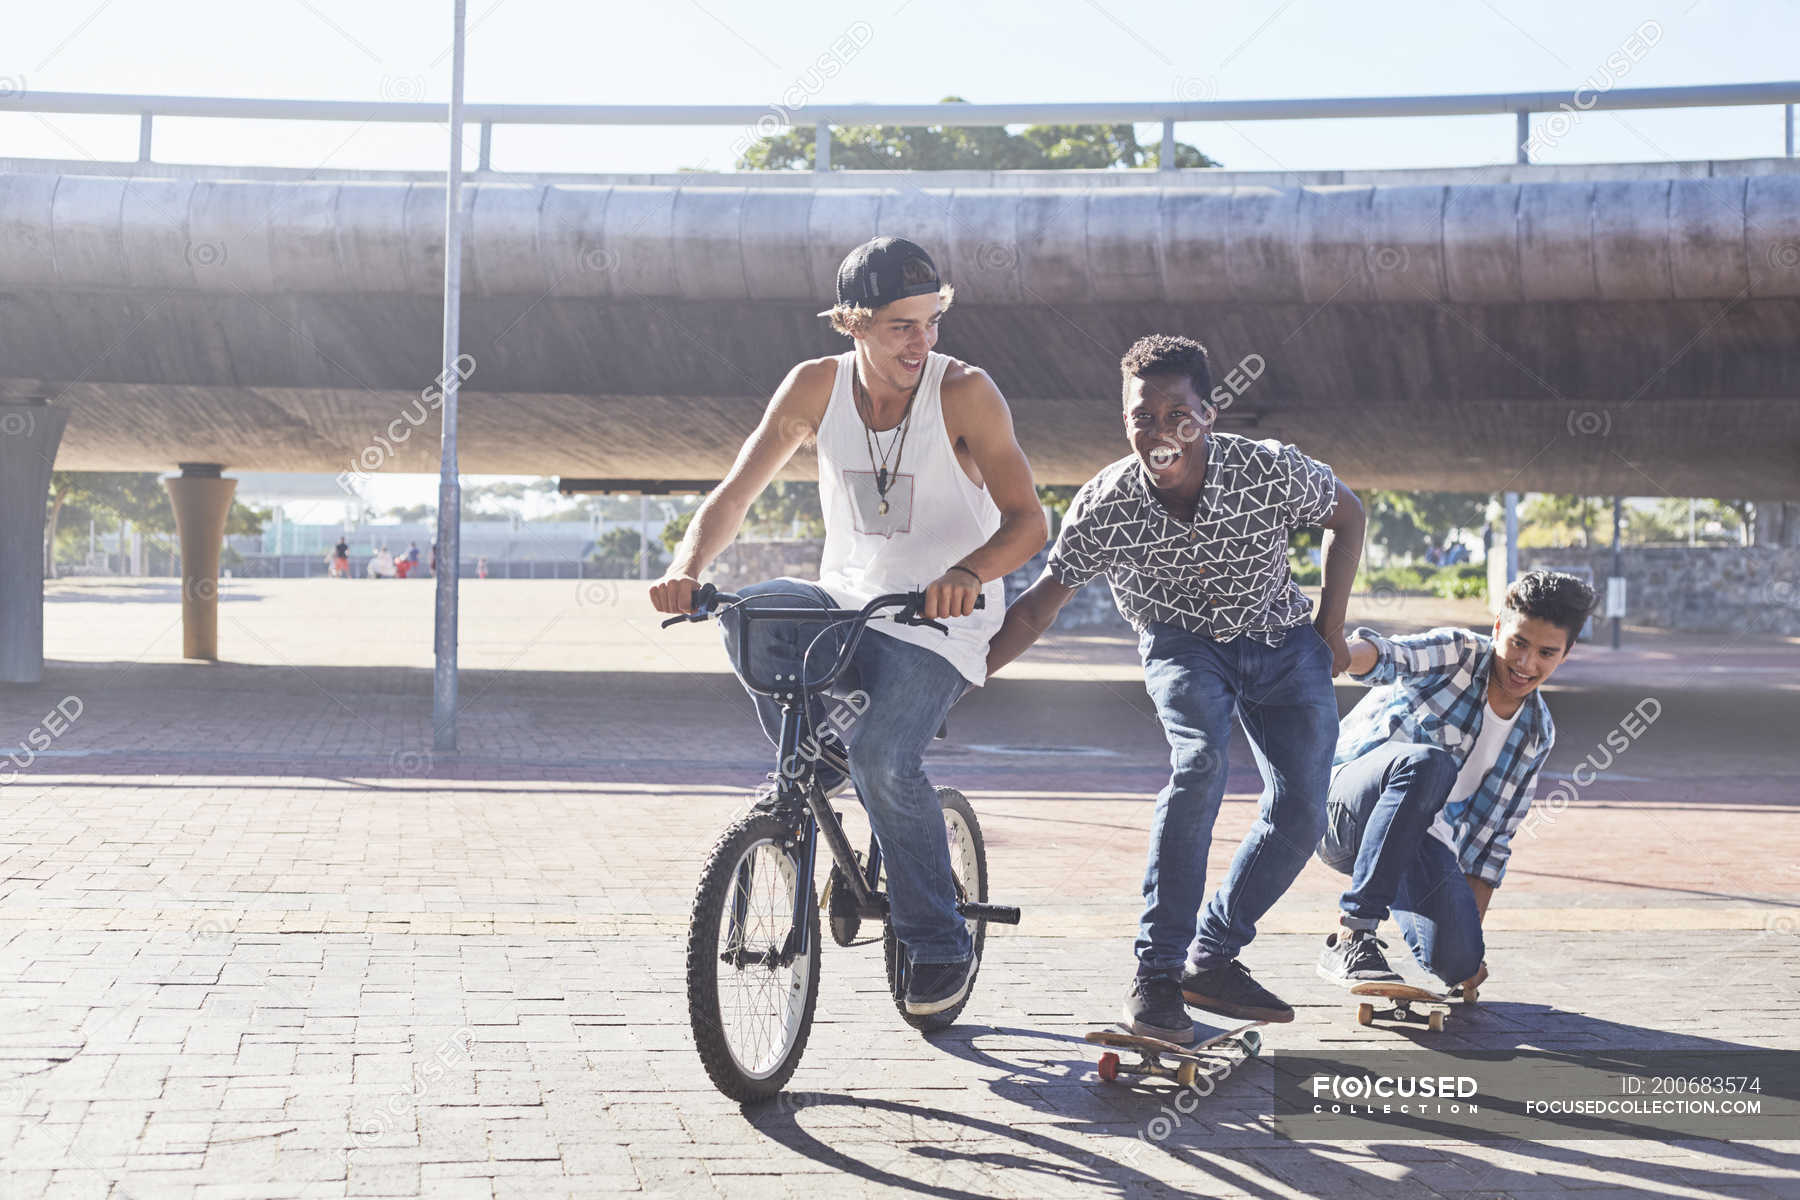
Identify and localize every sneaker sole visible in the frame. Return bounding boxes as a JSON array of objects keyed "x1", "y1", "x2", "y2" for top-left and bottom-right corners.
[
  {"x1": 1179, "y1": 987, "x2": 1294, "y2": 1024},
  {"x1": 1315, "y1": 962, "x2": 1405, "y2": 991},
  {"x1": 1119, "y1": 1006, "x2": 1196, "y2": 1045},
  {"x1": 903, "y1": 962, "x2": 975, "y2": 1016}
]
